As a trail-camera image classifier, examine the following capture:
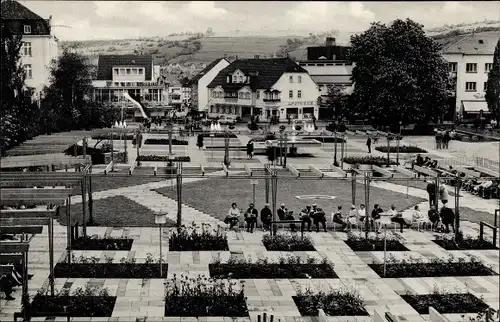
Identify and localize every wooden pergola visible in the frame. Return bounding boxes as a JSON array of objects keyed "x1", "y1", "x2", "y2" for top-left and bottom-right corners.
[{"x1": 0, "y1": 242, "x2": 29, "y2": 320}]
